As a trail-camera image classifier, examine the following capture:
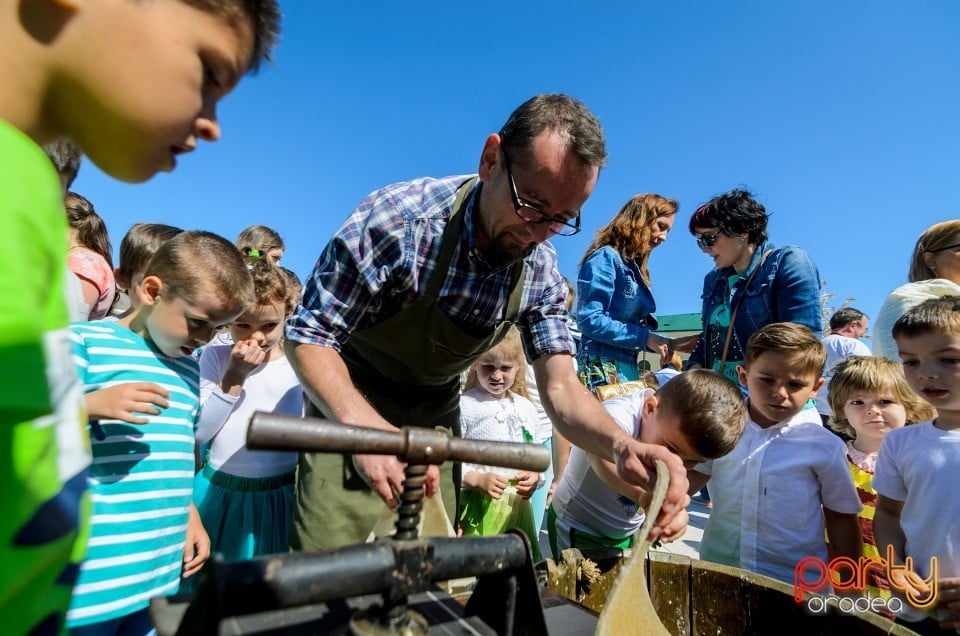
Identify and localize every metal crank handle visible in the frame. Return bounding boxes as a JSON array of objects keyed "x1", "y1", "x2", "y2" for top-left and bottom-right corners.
[{"x1": 247, "y1": 411, "x2": 550, "y2": 472}]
